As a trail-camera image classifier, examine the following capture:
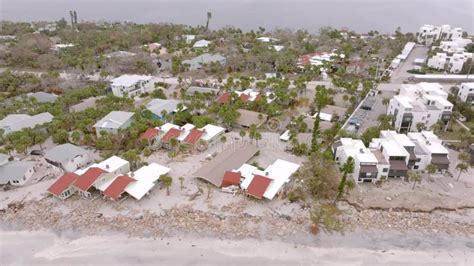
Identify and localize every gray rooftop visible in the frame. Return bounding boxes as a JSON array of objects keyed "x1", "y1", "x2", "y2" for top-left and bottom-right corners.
[
  {"x1": 0, "y1": 160, "x2": 36, "y2": 185},
  {"x1": 27, "y1": 92, "x2": 58, "y2": 103},
  {"x1": 146, "y1": 99, "x2": 183, "y2": 116},
  {"x1": 0, "y1": 112, "x2": 54, "y2": 134},
  {"x1": 69, "y1": 96, "x2": 104, "y2": 112},
  {"x1": 187, "y1": 86, "x2": 219, "y2": 95},
  {"x1": 44, "y1": 143, "x2": 91, "y2": 166},
  {"x1": 192, "y1": 143, "x2": 258, "y2": 187},
  {"x1": 93, "y1": 111, "x2": 135, "y2": 129},
  {"x1": 183, "y1": 53, "x2": 226, "y2": 70},
  {"x1": 236, "y1": 109, "x2": 268, "y2": 128}
]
